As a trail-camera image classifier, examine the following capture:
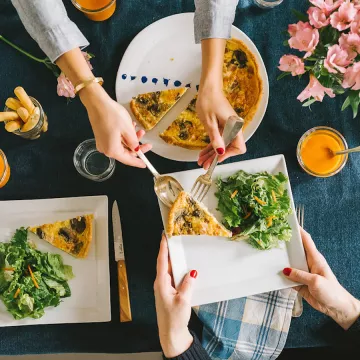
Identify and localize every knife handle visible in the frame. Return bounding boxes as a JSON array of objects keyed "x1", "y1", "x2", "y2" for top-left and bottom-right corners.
[{"x1": 117, "y1": 260, "x2": 132, "y2": 322}]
